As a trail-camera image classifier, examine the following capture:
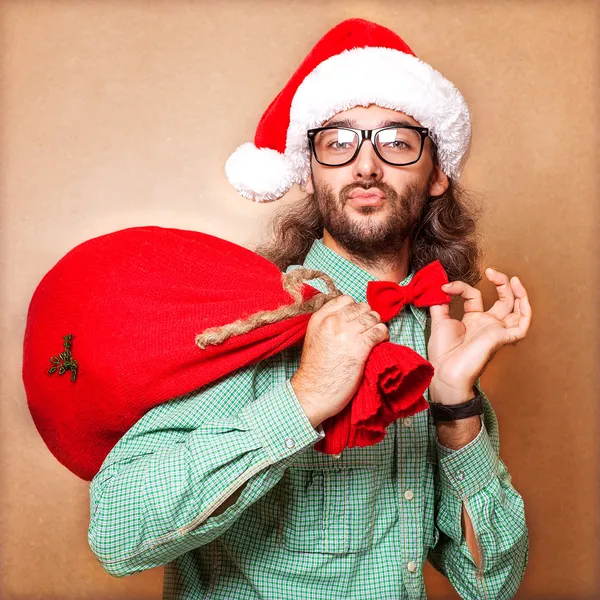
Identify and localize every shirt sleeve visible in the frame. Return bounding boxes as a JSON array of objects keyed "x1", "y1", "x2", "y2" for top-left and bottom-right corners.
[
  {"x1": 428, "y1": 380, "x2": 529, "y2": 599},
  {"x1": 88, "y1": 364, "x2": 324, "y2": 578}
]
